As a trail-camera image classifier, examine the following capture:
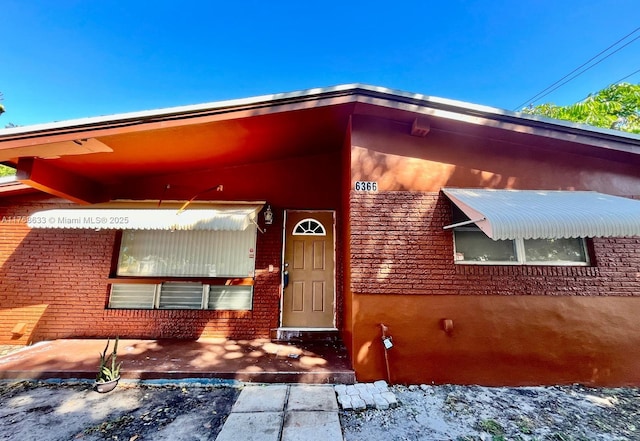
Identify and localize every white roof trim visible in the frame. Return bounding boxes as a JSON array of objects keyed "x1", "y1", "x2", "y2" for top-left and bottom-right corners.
[
  {"x1": 27, "y1": 204, "x2": 262, "y2": 231},
  {"x1": 2, "y1": 83, "x2": 639, "y2": 144},
  {"x1": 443, "y1": 188, "x2": 640, "y2": 240}
]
